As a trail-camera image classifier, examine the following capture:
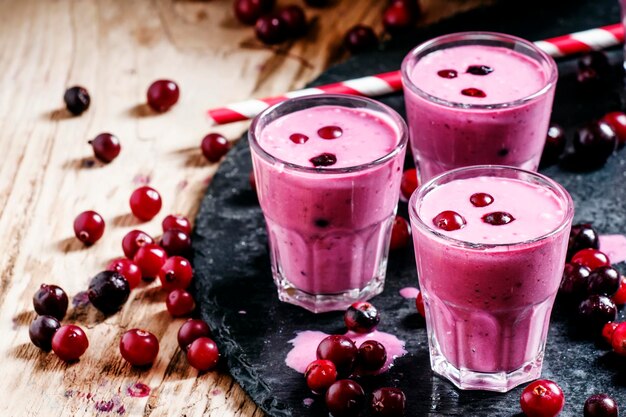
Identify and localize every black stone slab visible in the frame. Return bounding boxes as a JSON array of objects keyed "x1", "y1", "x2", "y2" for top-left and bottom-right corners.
[{"x1": 192, "y1": 1, "x2": 626, "y2": 415}]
